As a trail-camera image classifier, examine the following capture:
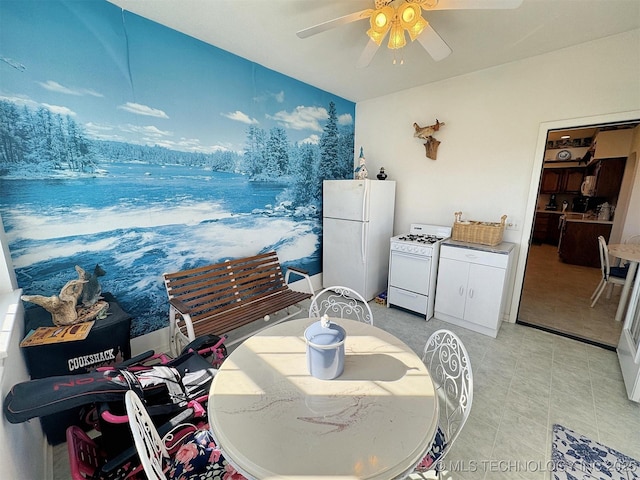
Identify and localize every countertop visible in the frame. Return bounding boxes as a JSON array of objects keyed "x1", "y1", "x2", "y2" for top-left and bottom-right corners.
[
  {"x1": 442, "y1": 239, "x2": 516, "y2": 255},
  {"x1": 564, "y1": 218, "x2": 613, "y2": 225},
  {"x1": 535, "y1": 210, "x2": 613, "y2": 224},
  {"x1": 535, "y1": 209, "x2": 565, "y2": 214}
]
